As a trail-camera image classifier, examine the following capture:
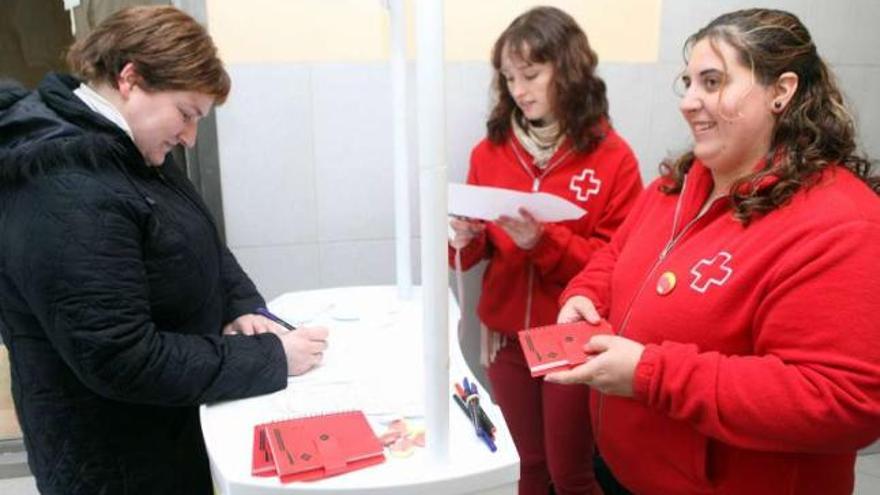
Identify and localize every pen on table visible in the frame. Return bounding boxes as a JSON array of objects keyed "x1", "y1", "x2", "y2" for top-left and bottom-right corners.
[
  {"x1": 477, "y1": 426, "x2": 497, "y2": 452},
  {"x1": 452, "y1": 393, "x2": 470, "y2": 416},
  {"x1": 466, "y1": 394, "x2": 480, "y2": 435},
  {"x1": 458, "y1": 378, "x2": 480, "y2": 434},
  {"x1": 454, "y1": 383, "x2": 467, "y2": 400},
  {"x1": 458, "y1": 378, "x2": 497, "y2": 434},
  {"x1": 463, "y1": 381, "x2": 497, "y2": 452},
  {"x1": 255, "y1": 307, "x2": 297, "y2": 331},
  {"x1": 477, "y1": 407, "x2": 496, "y2": 435},
  {"x1": 469, "y1": 383, "x2": 497, "y2": 435},
  {"x1": 452, "y1": 394, "x2": 497, "y2": 452},
  {"x1": 453, "y1": 393, "x2": 494, "y2": 437},
  {"x1": 464, "y1": 380, "x2": 481, "y2": 425}
]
